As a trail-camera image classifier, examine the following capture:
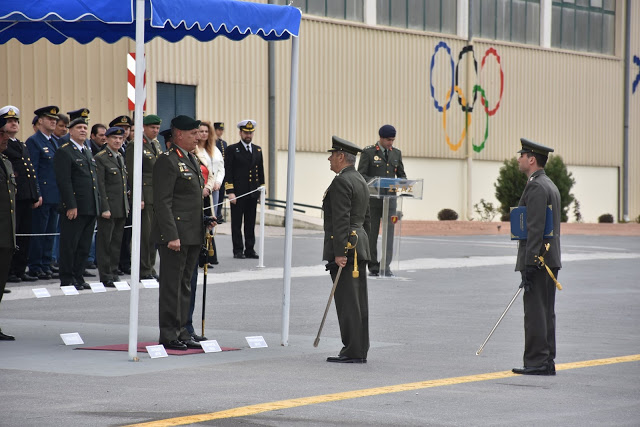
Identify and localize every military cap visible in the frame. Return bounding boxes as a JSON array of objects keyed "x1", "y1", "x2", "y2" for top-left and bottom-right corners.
[
  {"x1": 159, "y1": 128, "x2": 172, "y2": 140},
  {"x1": 379, "y1": 124, "x2": 396, "y2": 138},
  {"x1": 0, "y1": 105, "x2": 20, "y2": 121},
  {"x1": 34, "y1": 106, "x2": 60, "y2": 119},
  {"x1": 109, "y1": 115, "x2": 132, "y2": 128},
  {"x1": 328, "y1": 135, "x2": 362, "y2": 156},
  {"x1": 237, "y1": 119, "x2": 257, "y2": 132},
  {"x1": 518, "y1": 138, "x2": 554, "y2": 157},
  {"x1": 143, "y1": 114, "x2": 162, "y2": 125},
  {"x1": 31, "y1": 115, "x2": 39, "y2": 126},
  {"x1": 214, "y1": 122, "x2": 224, "y2": 130},
  {"x1": 171, "y1": 115, "x2": 201, "y2": 131},
  {"x1": 105, "y1": 127, "x2": 125, "y2": 137},
  {"x1": 68, "y1": 108, "x2": 90, "y2": 128}
]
